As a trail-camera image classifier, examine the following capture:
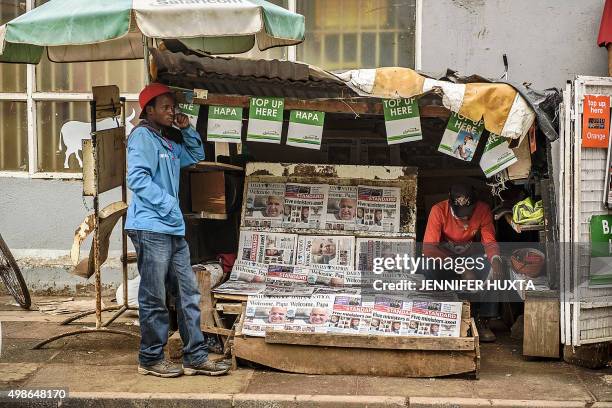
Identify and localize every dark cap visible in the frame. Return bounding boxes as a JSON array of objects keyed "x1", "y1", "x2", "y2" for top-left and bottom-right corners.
[{"x1": 449, "y1": 183, "x2": 476, "y2": 218}]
